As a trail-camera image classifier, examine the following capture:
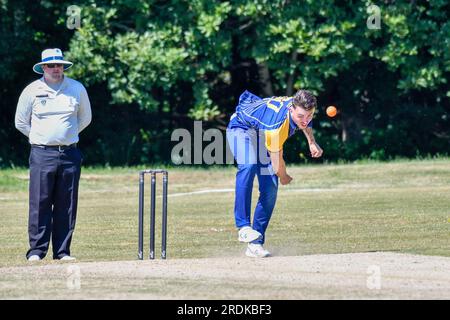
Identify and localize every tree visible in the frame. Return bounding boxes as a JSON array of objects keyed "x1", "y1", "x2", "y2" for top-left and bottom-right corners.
[{"x1": 1, "y1": 0, "x2": 449, "y2": 166}]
